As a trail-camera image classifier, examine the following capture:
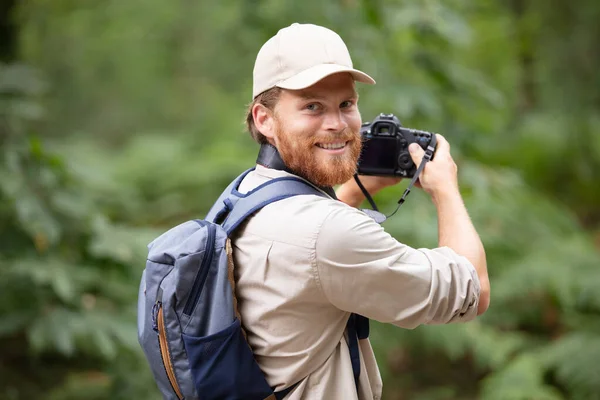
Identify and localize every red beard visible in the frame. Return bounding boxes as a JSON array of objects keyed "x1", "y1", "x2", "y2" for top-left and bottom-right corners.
[{"x1": 273, "y1": 118, "x2": 362, "y2": 188}]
